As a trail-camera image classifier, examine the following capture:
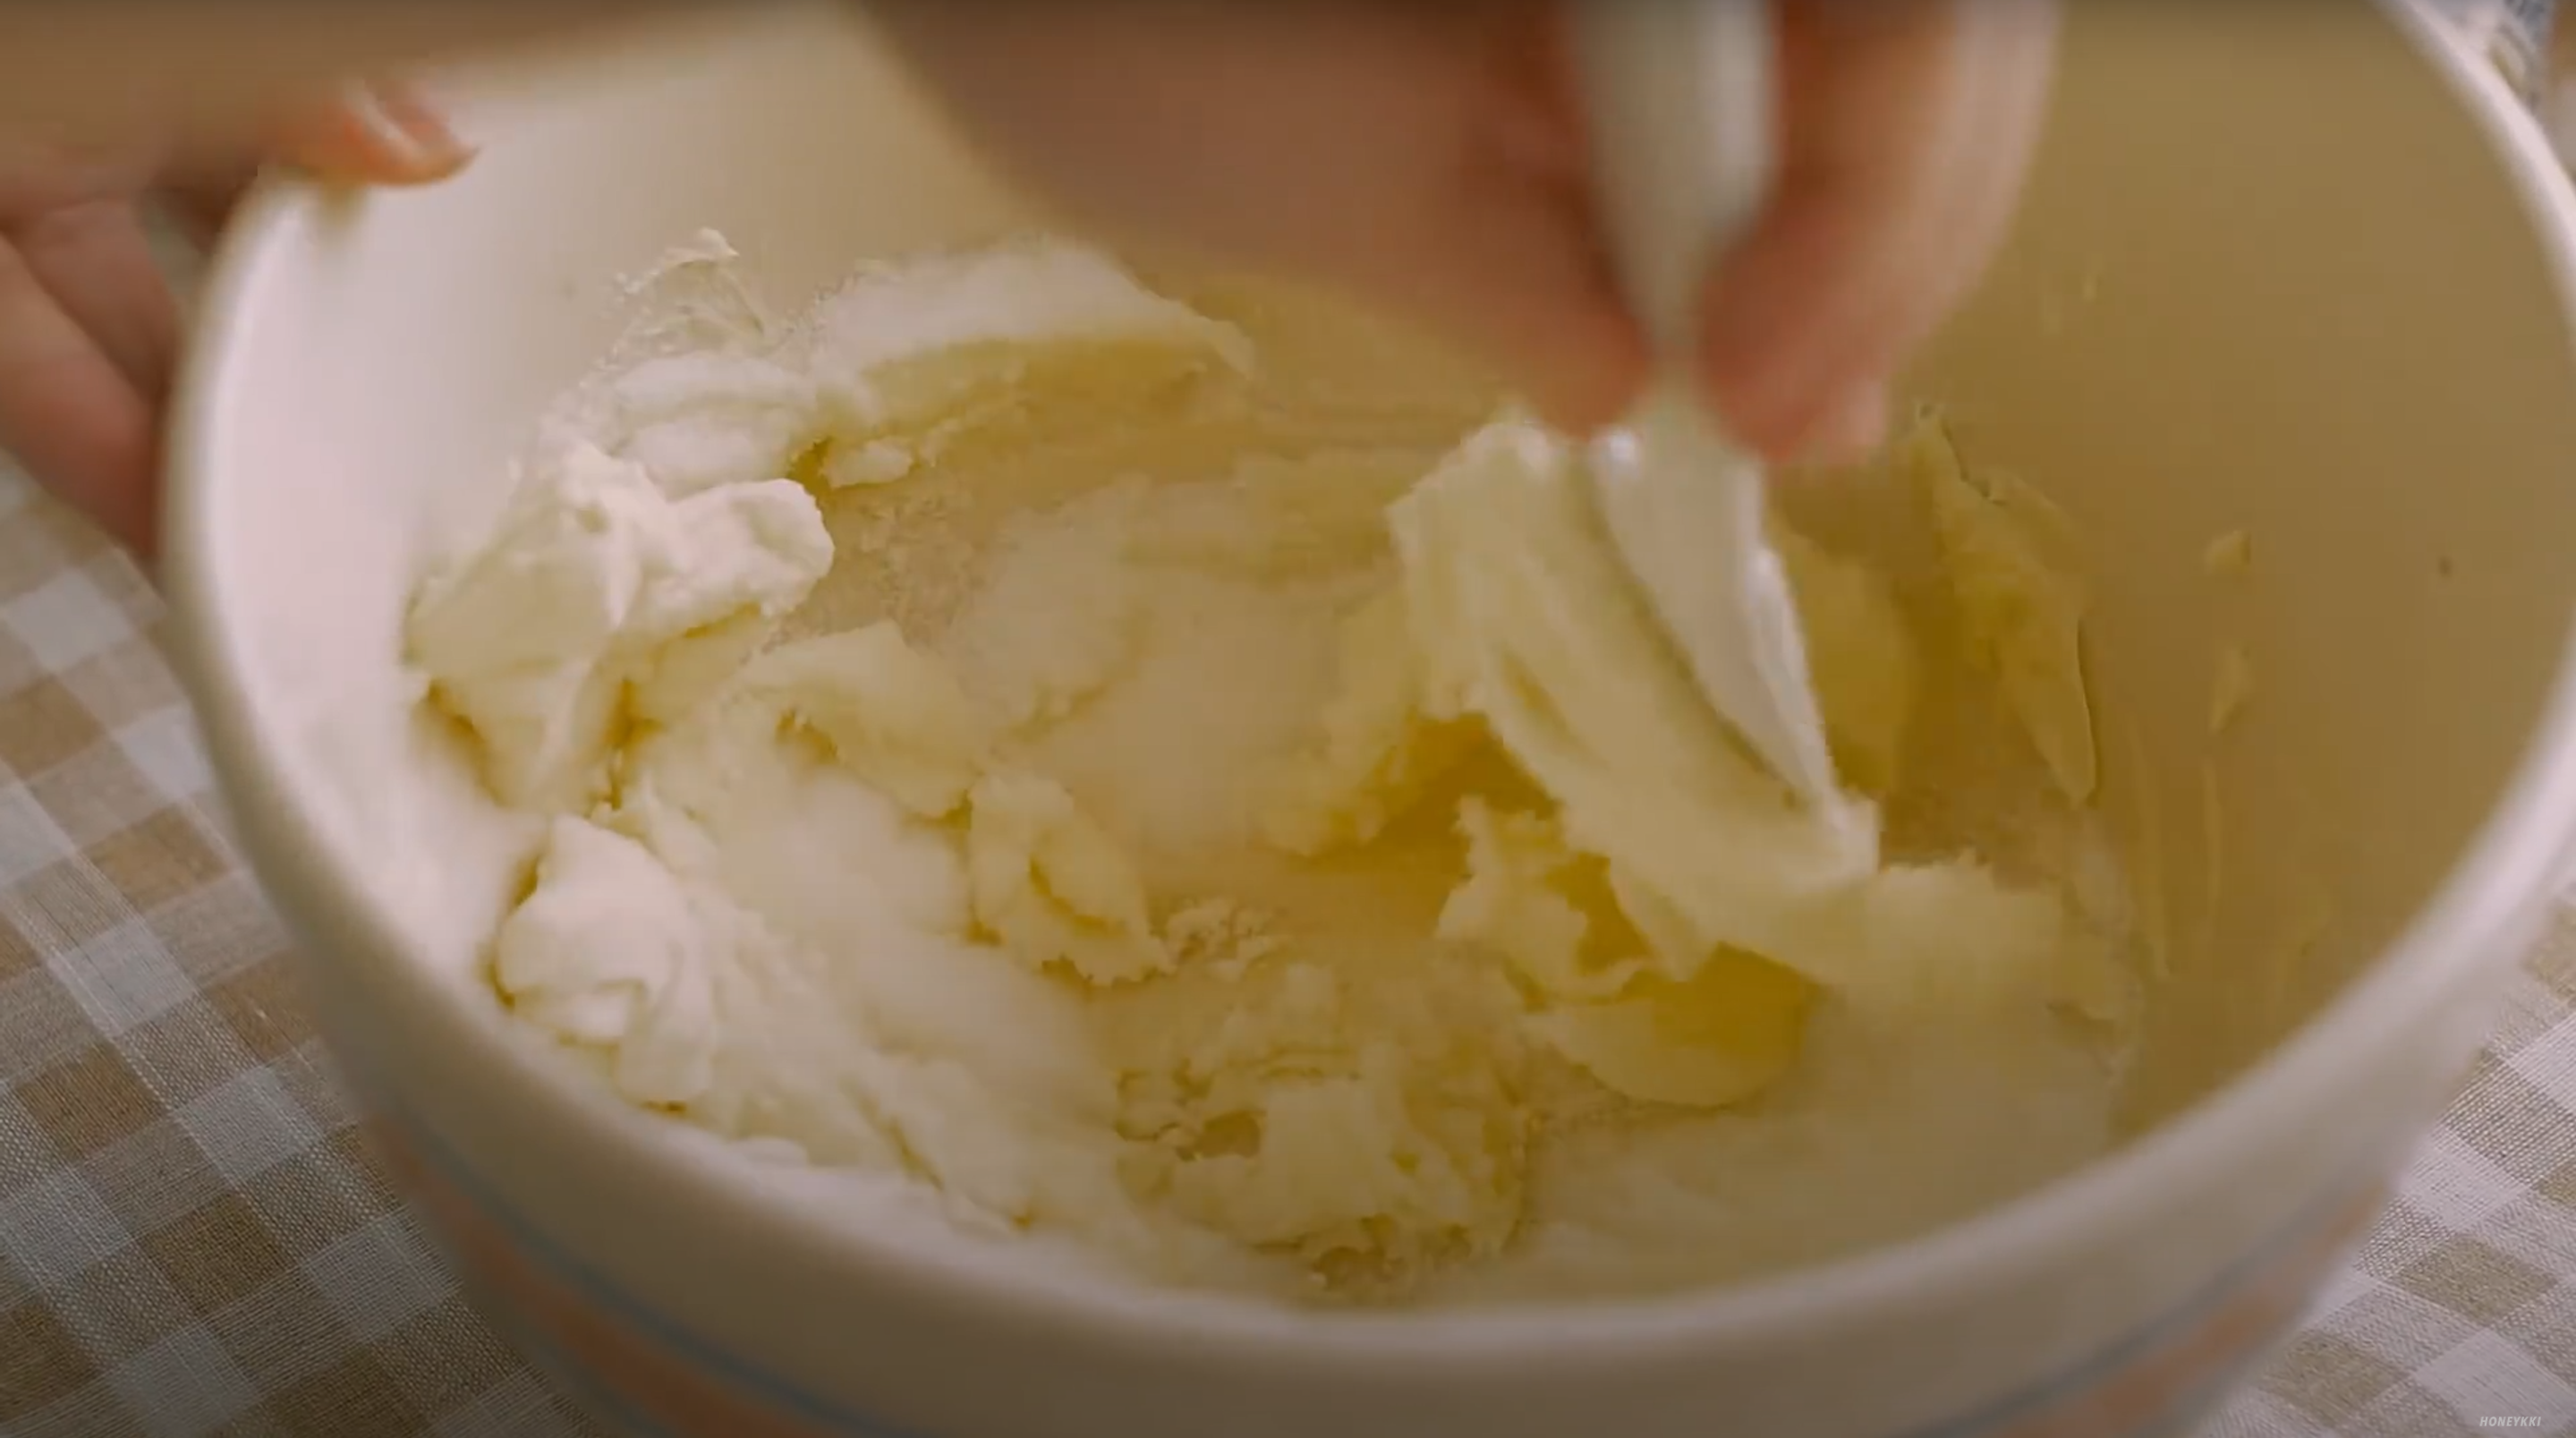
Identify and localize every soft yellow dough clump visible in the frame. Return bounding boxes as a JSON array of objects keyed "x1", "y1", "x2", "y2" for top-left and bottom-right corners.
[{"x1": 409, "y1": 234, "x2": 2138, "y2": 1304}]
